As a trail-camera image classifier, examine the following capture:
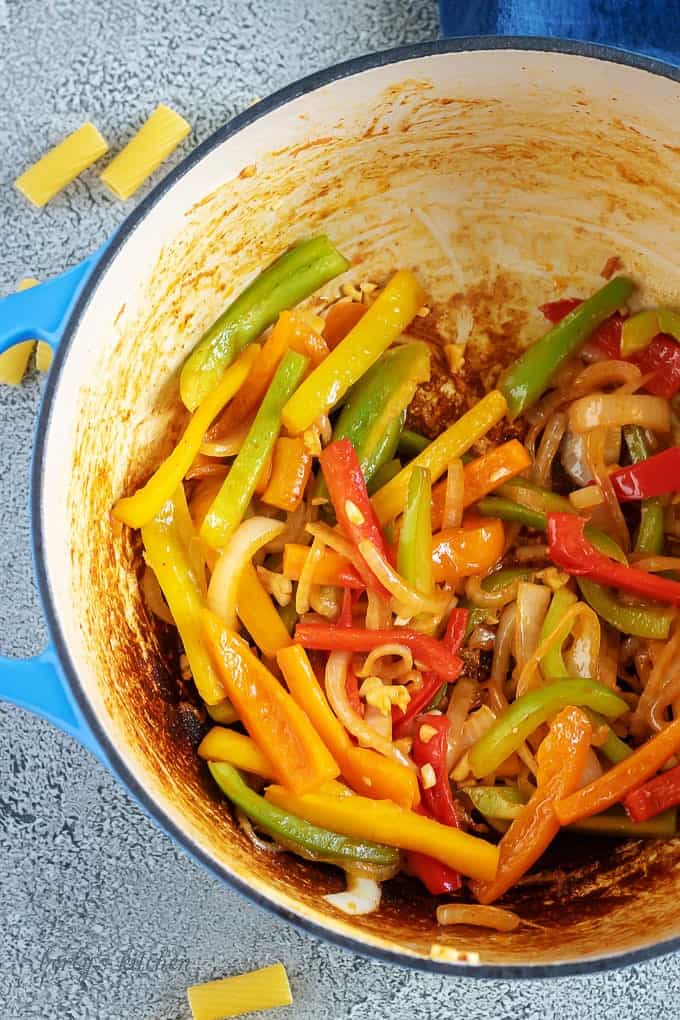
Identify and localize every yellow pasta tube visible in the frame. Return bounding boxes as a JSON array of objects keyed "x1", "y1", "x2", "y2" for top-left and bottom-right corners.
[
  {"x1": 100, "y1": 104, "x2": 191, "y2": 200},
  {"x1": 0, "y1": 278, "x2": 39, "y2": 384},
  {"x1": 187, "y1": 963, "x2": 292, "y2": 1020},
  {"x1": 15, "y1": 124, "x2": 109, "y2": 207}
]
